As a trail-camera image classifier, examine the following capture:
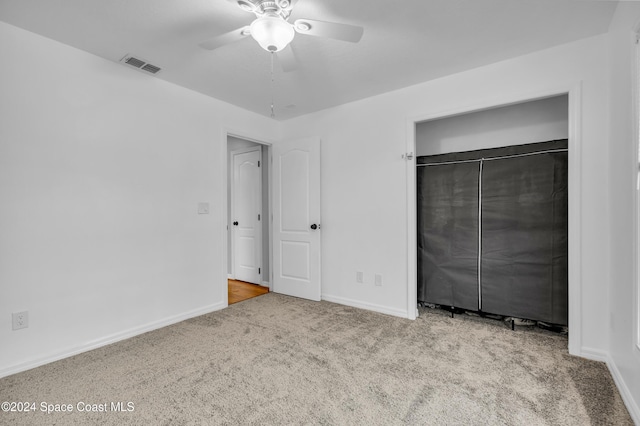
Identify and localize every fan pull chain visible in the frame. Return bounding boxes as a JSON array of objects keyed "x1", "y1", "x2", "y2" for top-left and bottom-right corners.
[{"x1": 270, "y1": 52, "x2": 275, "y2": 119}]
